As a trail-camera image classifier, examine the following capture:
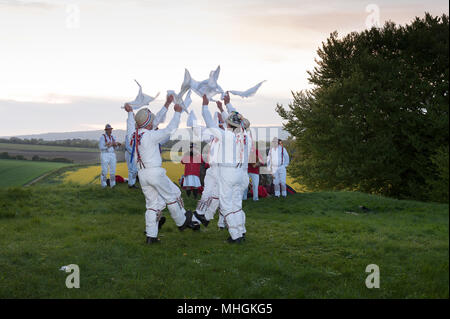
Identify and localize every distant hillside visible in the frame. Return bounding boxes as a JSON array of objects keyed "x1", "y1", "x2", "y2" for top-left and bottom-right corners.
[{"x1": 4, "y1": 126, "x2": 290, "y2": 142}]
